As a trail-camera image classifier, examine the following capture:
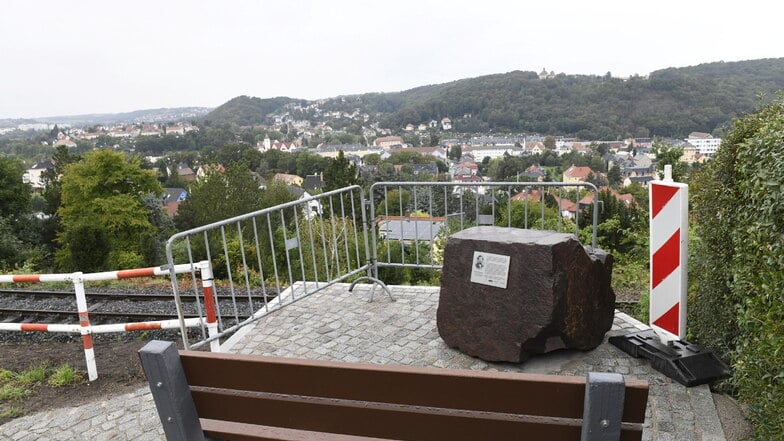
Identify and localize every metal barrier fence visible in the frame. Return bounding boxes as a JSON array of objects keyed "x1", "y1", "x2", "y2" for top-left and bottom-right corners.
[
  {"x1": 0, "y1": 263, "x2": 208, "y2": 380},
  {"x1": 368, "y1": 181, "x2": 599, "y2": 272},
  {"x1": 166, "y1": 181, "x2": 599, "y2": 350},
  {"x1": 165, "y1": 185, "x2": 390, "y2": 350}
]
